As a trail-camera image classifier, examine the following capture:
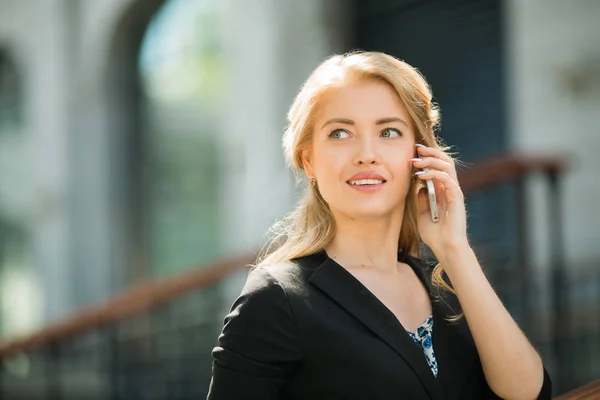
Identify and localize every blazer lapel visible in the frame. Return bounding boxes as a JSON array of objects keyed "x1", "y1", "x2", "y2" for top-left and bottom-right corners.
[
  {"x1": 402, "y1": 254, "x2": 479, "y2": 399},
  {"x1": 308, "y1": 252, "x2": 444, "y2": 400}
]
